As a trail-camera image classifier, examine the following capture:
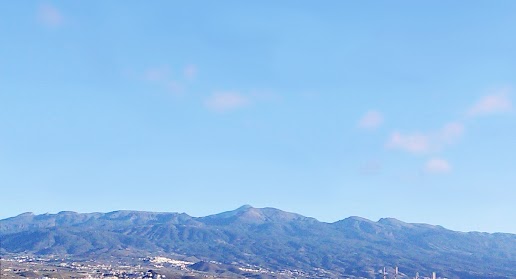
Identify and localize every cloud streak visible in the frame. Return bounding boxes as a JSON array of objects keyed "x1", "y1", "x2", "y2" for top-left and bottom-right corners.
[
  {"x1": 205, "y1": 92, "x2": 250, "y2": 112},
  {"x1": 142, "y1": 65, "x2": 197, "y2": 95},
  {"x1": 184, "y1": 64, "x2": 197, "y2": 80},
  {"x1": 424, "y1": 158, "x2": 452, "y2": 174},
  {"x1": 386, "y1": 122, "x2": 464, "y2": 154},
  {"x1": 358, "y1": 110, "x2": 384, "y2": 129},
  {"x1": 468, "y1": 90, "x2": 512, "y2": 117},
  {"x1": 144, "y1": 67, "x2": 170, "y2": 82},
  {"x1": 387, "y1": 132, "x2": 430, "y2": 154},
  {"x1": 38, "y1": 4, "x2": 63, "y2": 27},
  {"x1": 381, "y1": 89, "x2": 511, "y2": 175},
  {"x1": 439, "y1": 122, "x2": 464, "y2": 144}
]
